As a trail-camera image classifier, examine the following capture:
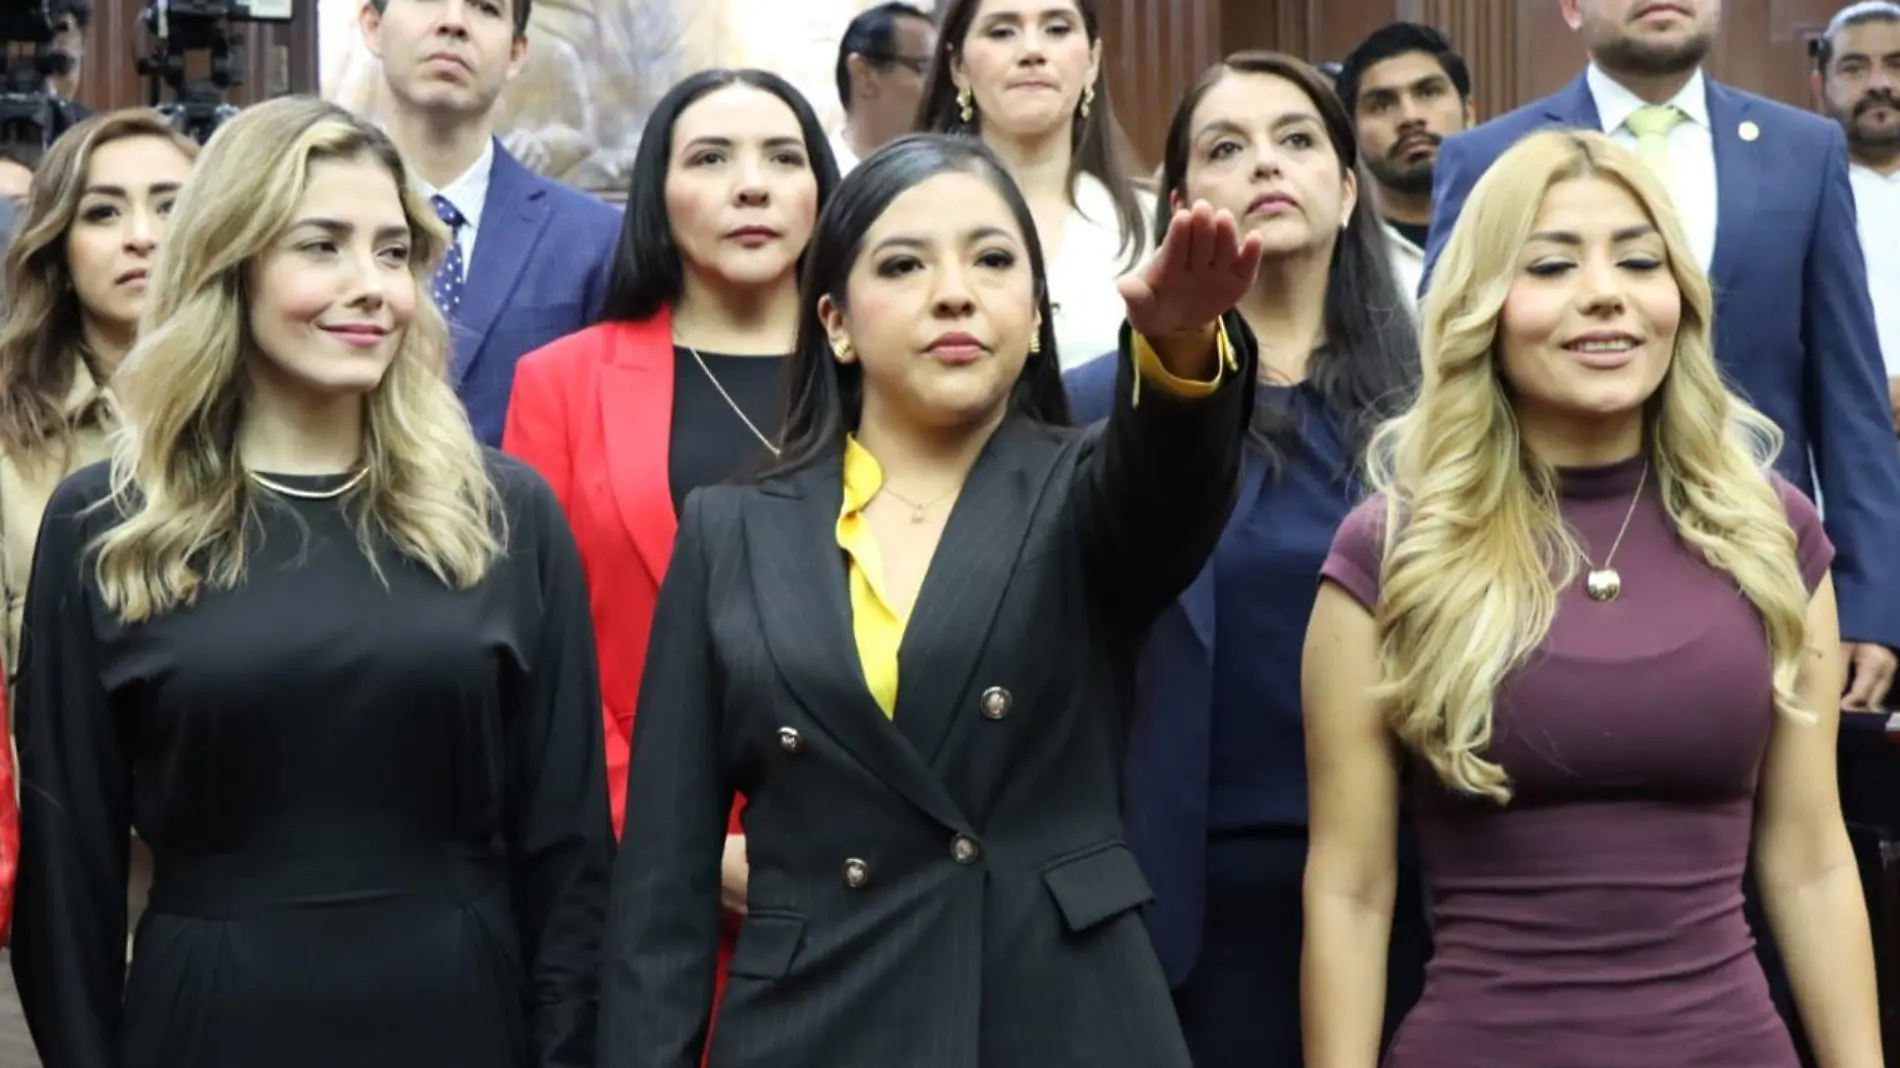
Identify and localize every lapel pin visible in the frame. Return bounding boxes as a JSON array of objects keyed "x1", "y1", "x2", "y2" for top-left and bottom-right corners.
[{"x1": 1738, "y1": 120, "x2": 1760, "y2": 142}]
